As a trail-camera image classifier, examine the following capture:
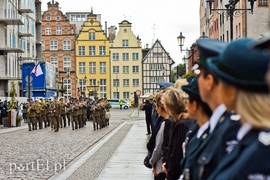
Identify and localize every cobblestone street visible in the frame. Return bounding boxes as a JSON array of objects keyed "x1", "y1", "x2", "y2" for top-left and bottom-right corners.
[{"x1": 0, "y1": 108, "x2": 137, "y2": 179}]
